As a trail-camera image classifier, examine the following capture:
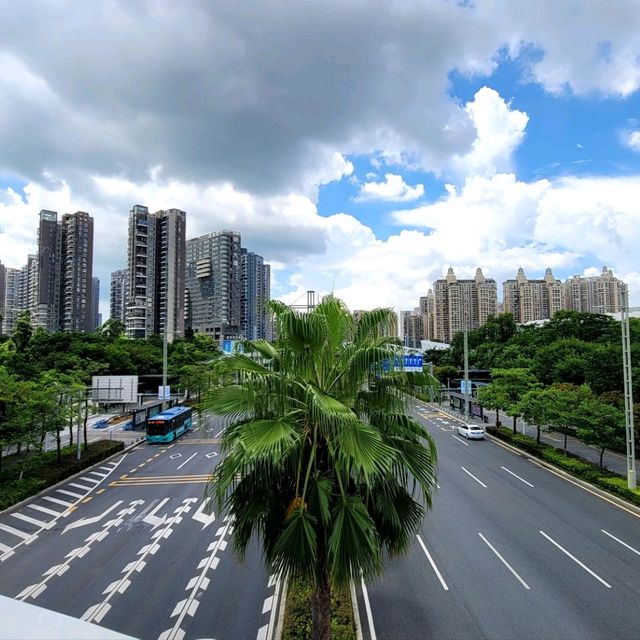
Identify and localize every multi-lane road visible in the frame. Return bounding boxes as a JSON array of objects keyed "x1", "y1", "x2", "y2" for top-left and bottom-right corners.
[
  {"x1": 0, "y1": 416, "x2": 283, "y2": 640},
  {"x1": 2, "y1": 405, "x2": 640, "y2": 640},
  {"x1": 355, "y1": 403, "x2": 640, "y2": 640}
]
